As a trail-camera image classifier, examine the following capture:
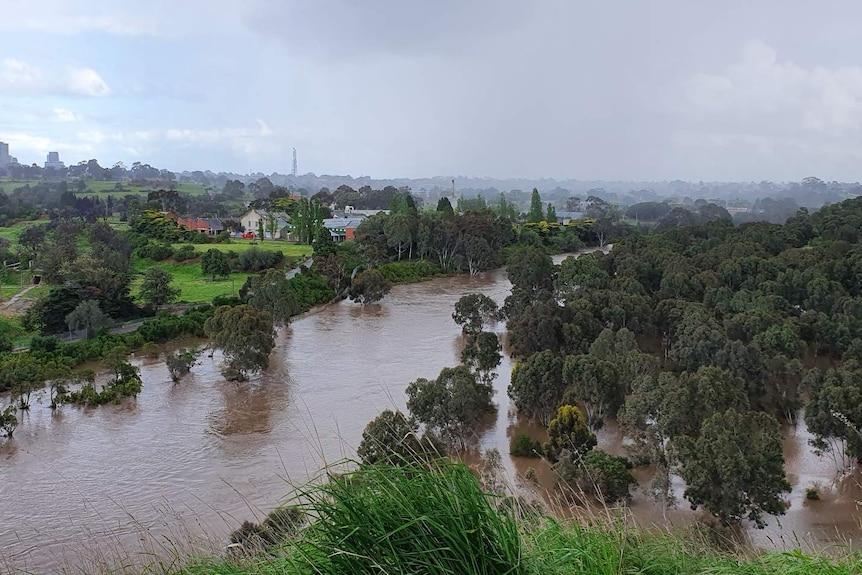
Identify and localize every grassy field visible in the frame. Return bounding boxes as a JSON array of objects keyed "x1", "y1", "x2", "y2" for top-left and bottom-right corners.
[
  {"x1": 132, "y1": 240, "x2": 312, "y2": 303},
  {"x1": 0, "y1": 219, "x2": 44, "y2": 248},
  {"x1": 131, "y1": 260, "x2": 253, "y2": 303},
  {"x1": 0, "y1": 178, "x2": 208, "y2": 197},
  {"x1": 173, "y1": 240, "x2": 312, "y2": 258},
  {"x1": 80, "y1": 180, "x2": 208, "y2": 197}
]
